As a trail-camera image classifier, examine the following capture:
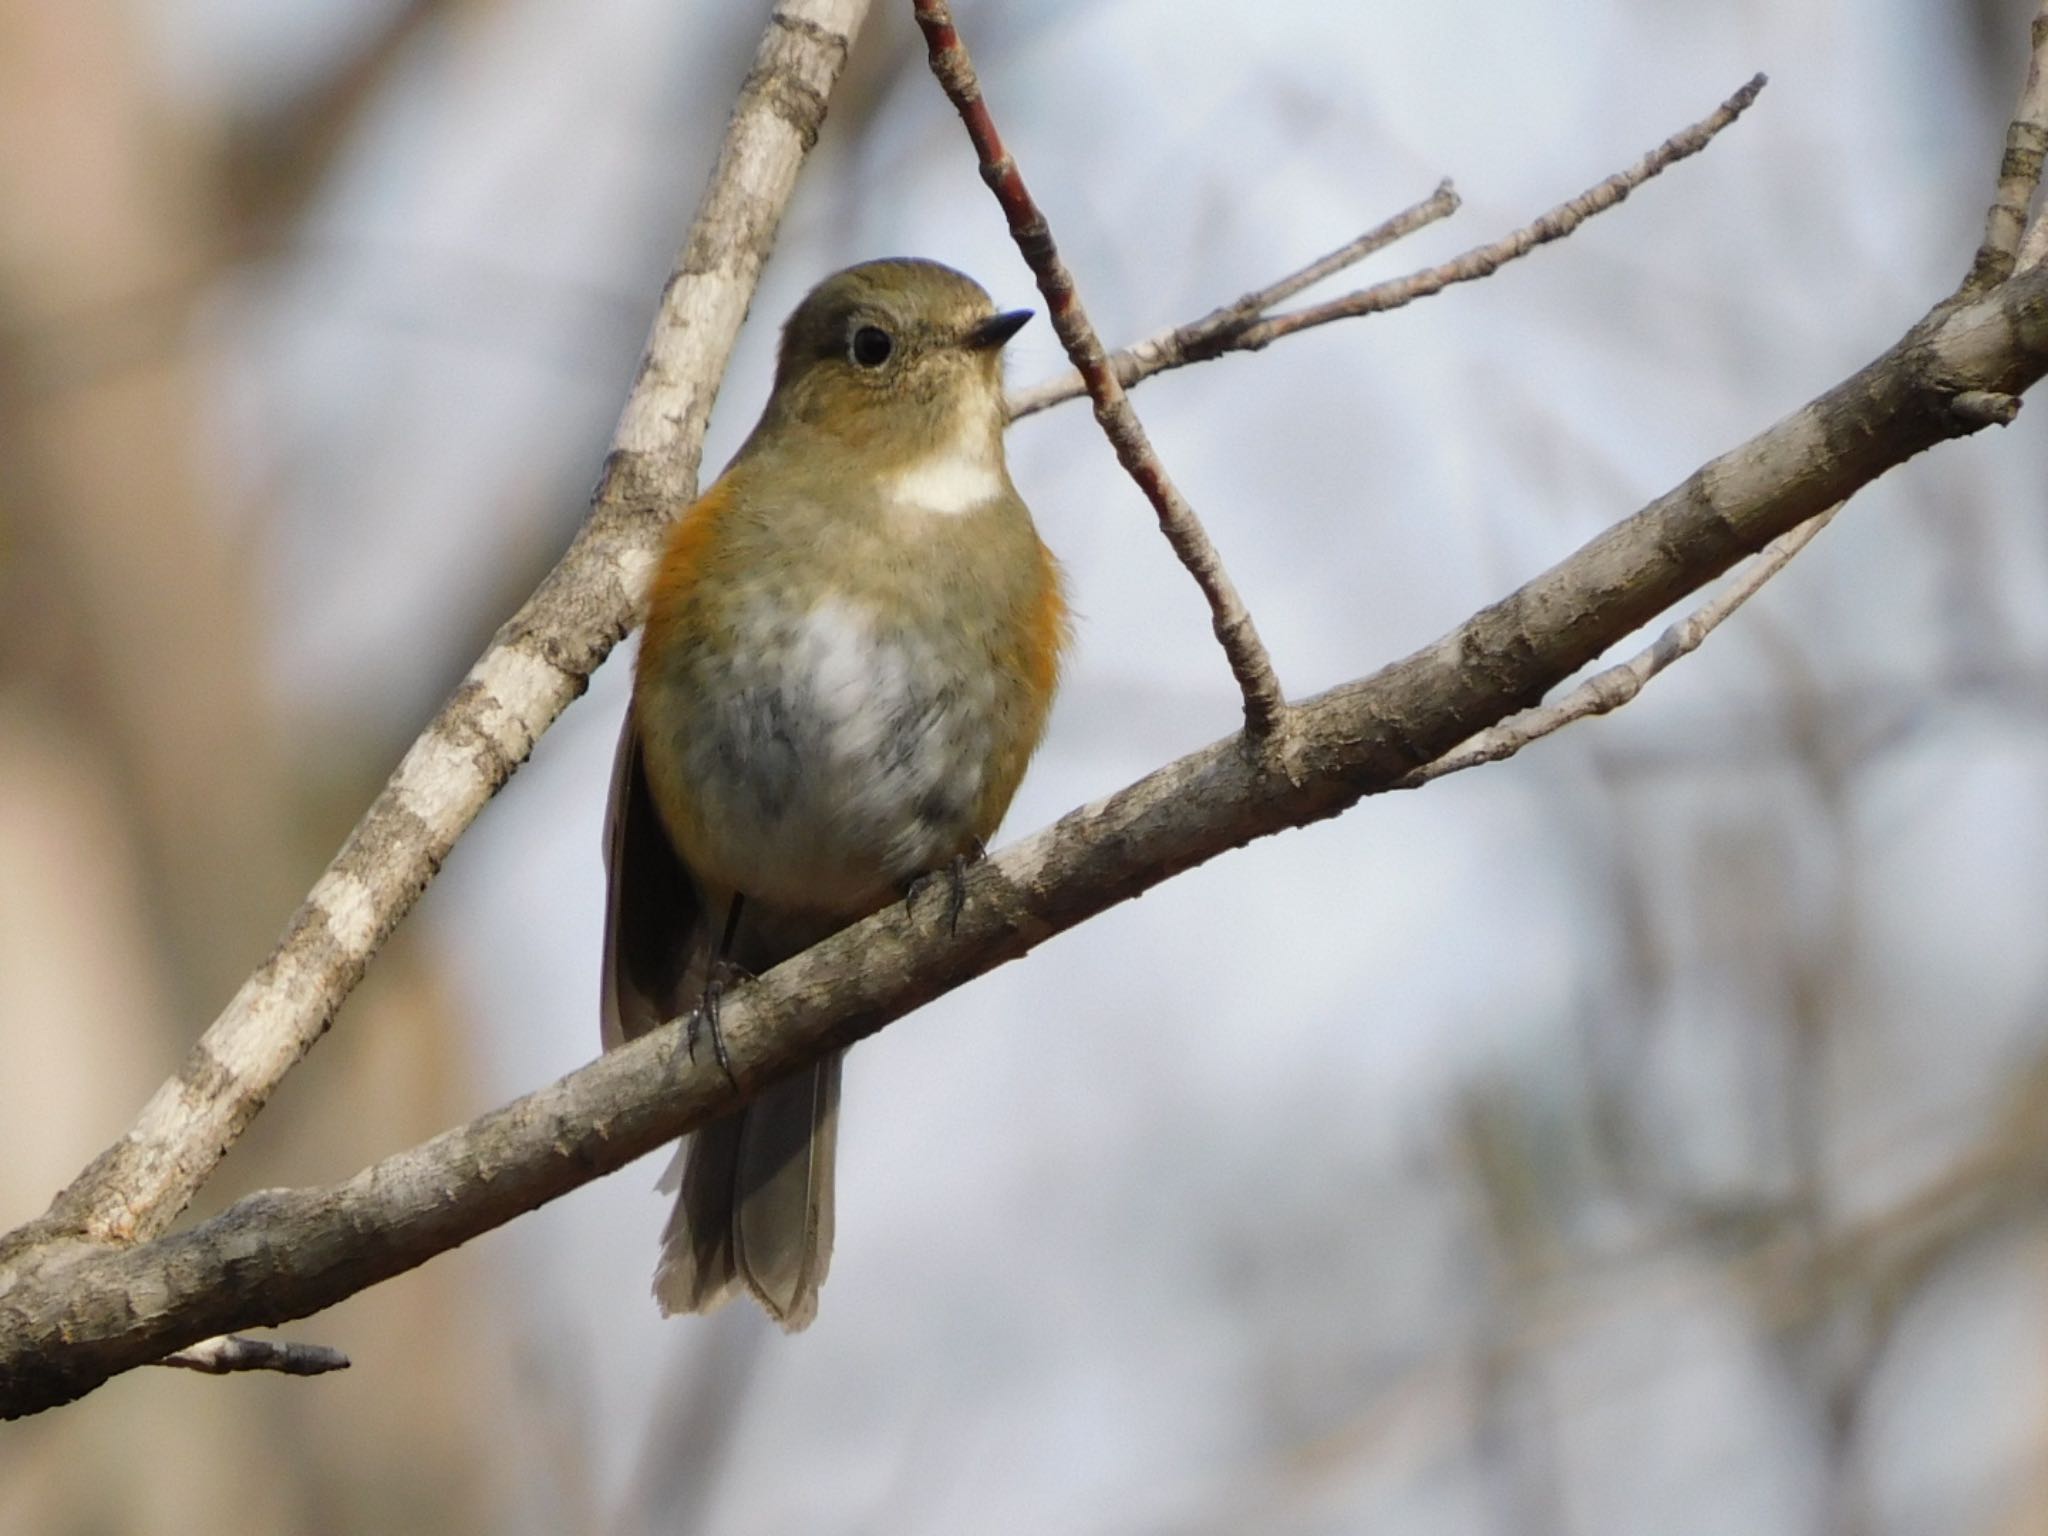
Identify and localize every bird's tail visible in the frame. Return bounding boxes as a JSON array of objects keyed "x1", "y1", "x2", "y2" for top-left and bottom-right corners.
[{"x1": 654, "y1": 1052, "x2": 842, "y2": 1331}]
